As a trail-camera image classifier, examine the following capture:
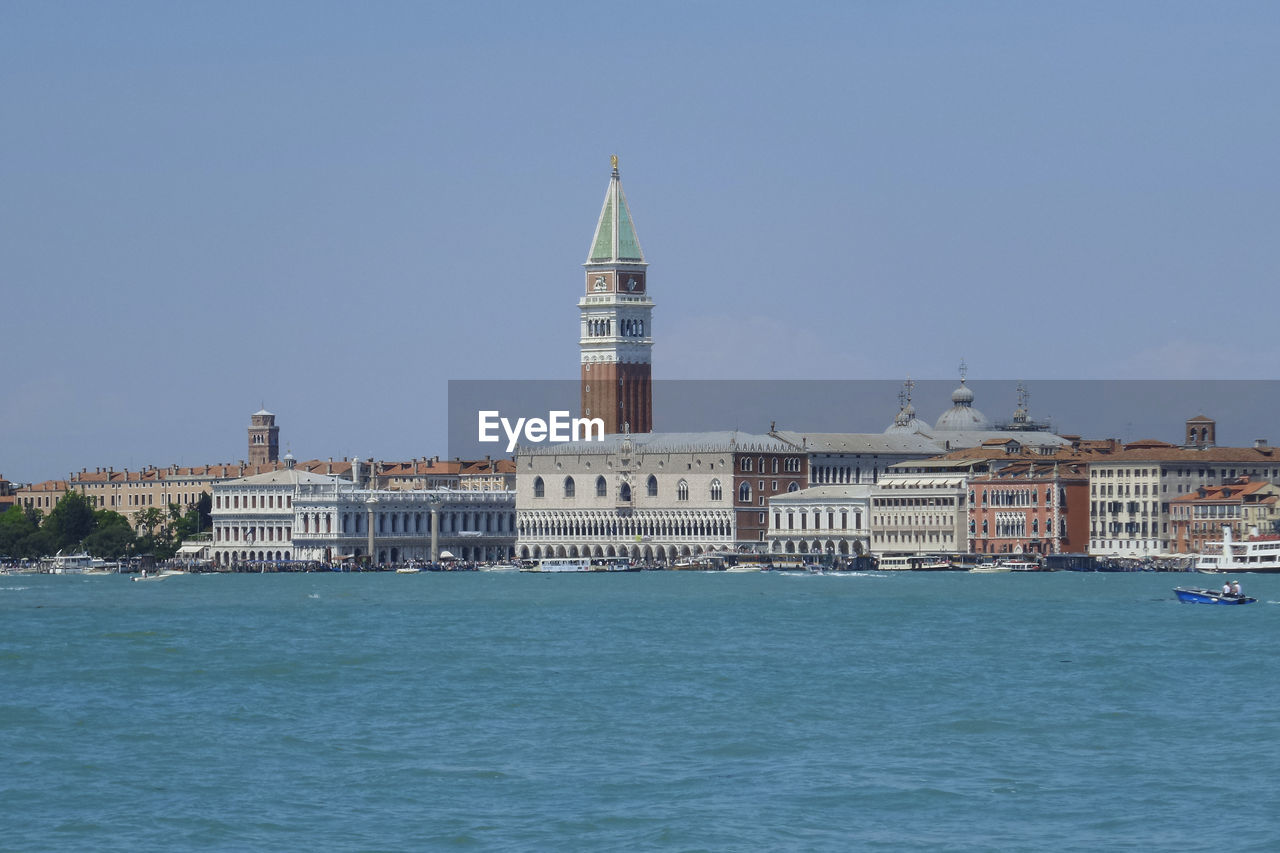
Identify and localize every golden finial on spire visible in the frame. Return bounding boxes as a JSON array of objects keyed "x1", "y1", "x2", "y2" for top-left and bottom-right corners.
[{"x1": 611, "y1": 154, "x2": 618, "y2": 172}]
